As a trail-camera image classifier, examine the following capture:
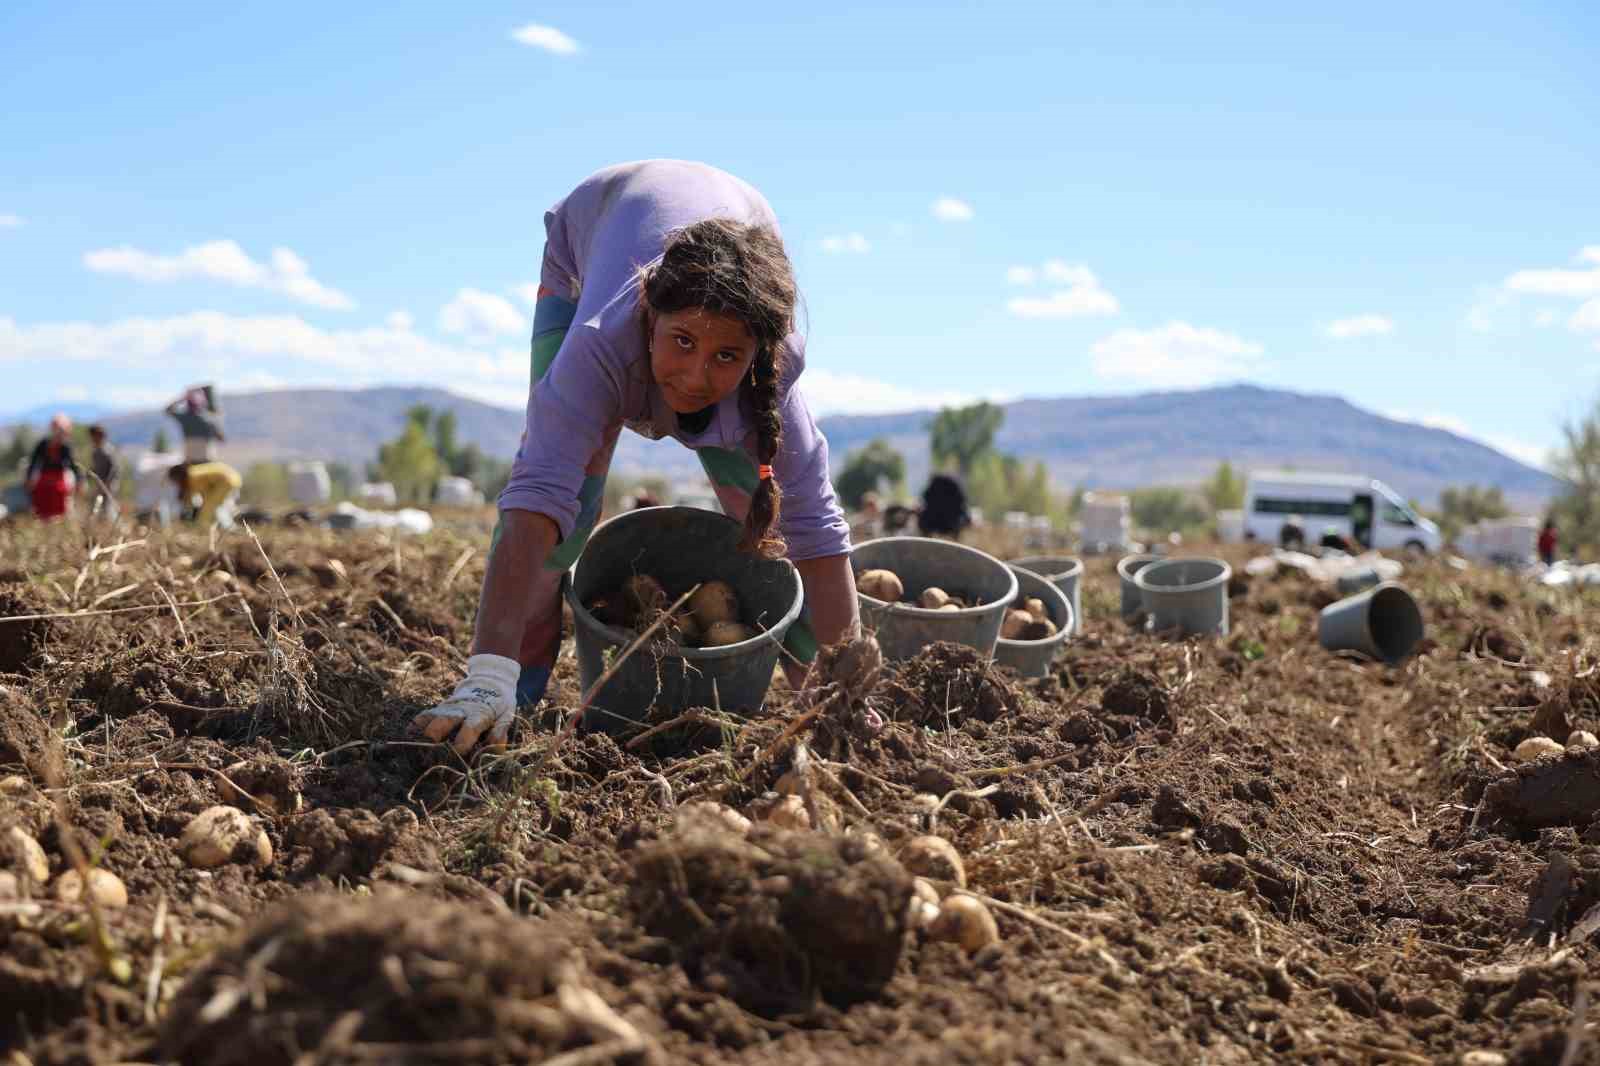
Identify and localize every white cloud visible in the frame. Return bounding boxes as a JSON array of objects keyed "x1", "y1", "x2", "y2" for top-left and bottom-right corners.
[
  {"x1": 931, "y1": 197, "x2": 974, "y2": 222},
  {"x1": 1534, "y1": 308, "x2": 1560, "y2": 328},
  {"x1": 1571, "y1": 299, "x2": 1600, "y2": 333},
  {"x1": 83, "y1": 239, "x2": 354, "y2": 310},
  {"x1": 511, "y1": 23, "x2": 580, "y2": 54},
  {"x1": 1326, "y1": 314, "x2": 1394, "y2": 339},
  {"x1": 1005, "y1": 263, "x2": 1119, "y2": 318},
  {"x1": 1090, "y1": 322, "x2": 1264, "y2": 386},
  {"x1": 1004, "y1": 266, "x2": 1036, "y2": 285},
  {"x1": 801, "y1": 369, "x2": 1006, "y2": 416},
  {"x1": 820, "y1": 233, "x2": 870, "y2": 254},
  {"x1": 437, "y1": 287, "x2": 528, "y2": 339},
  {"x1": 385, "y1": 311, "x2": 414, "y2": 331},
  {"x1": 1504, "y1": 261, "x2": 1600, "y2": 298},
  {"x1": 0, "y1": 214, "x2": 21, "y2": 228},
  {"x1": 509, "y1": 282, "x2": 541, "y2": 309}
]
